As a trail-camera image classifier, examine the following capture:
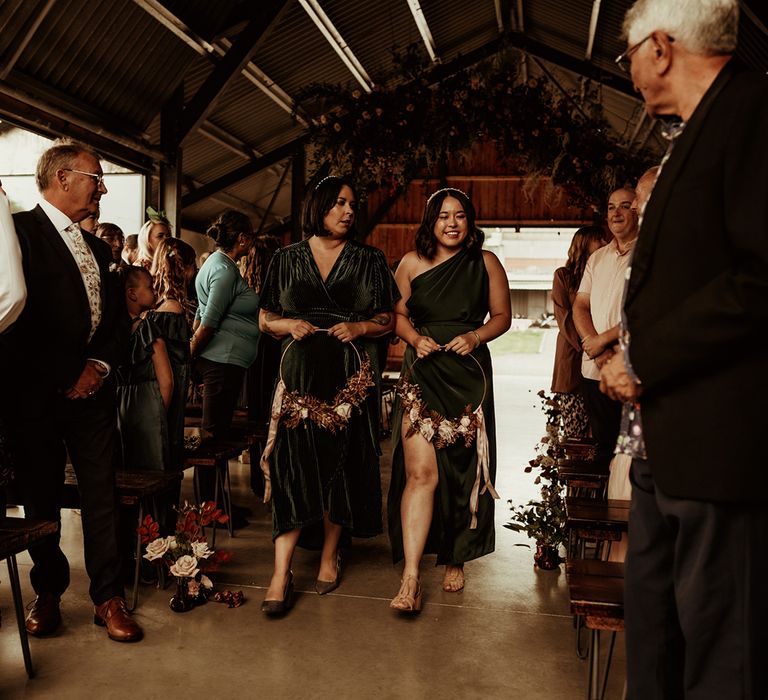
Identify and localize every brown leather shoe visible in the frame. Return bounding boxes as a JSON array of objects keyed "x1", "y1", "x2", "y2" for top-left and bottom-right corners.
[
  {"x1": 93, "y1": 596, "x2": 143, "y2": 643},
  {"x1": 25, "y1": 593, "x2": 62, "y2": 636}
]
